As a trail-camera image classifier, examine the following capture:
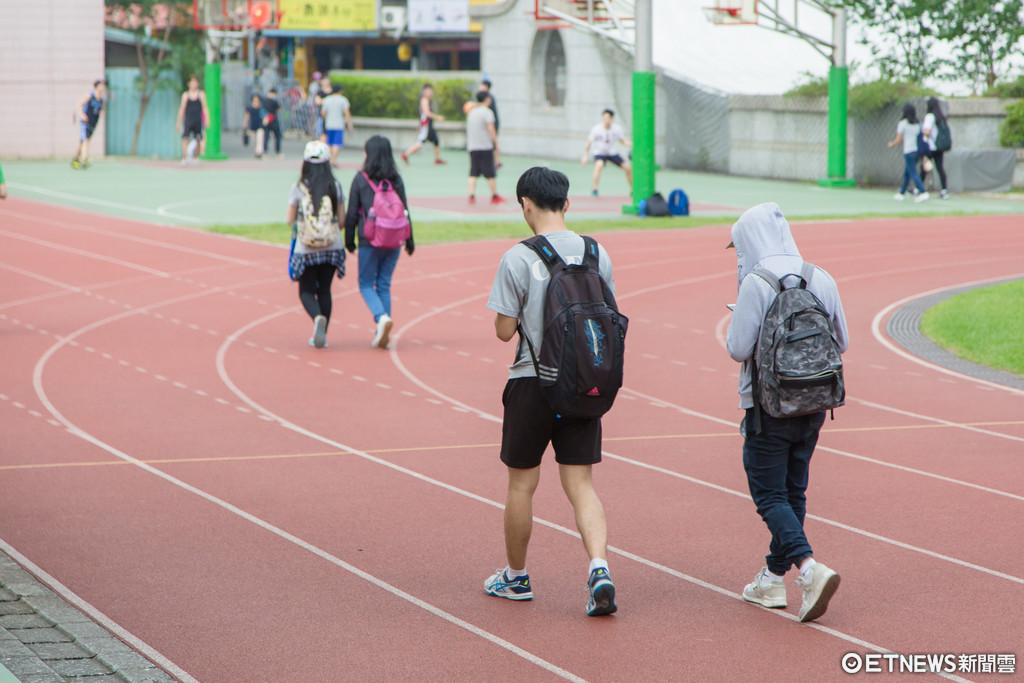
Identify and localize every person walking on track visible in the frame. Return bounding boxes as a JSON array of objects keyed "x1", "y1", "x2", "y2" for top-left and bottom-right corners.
[
  {"x1": 484, "y1": 166, "x2": 618, "y2": 617},
  {"x1": 345, "y1": 135, "x2": 414, "y2": 350},
  {"x1": 725, "y1": 202, "x2": 849, "y2": 623},
  {"x1": 401, "y1": 84, "x2": 446, "y2": 166},
  {"x1": 176, "y1": 75, "x2": 209, "y2": 166},
  {"x1": 72, "y1": 79, "x2": 107, "y2": 169},
  {"x1": 286, "y1": 141, "x2": 346, "y2": 349}
]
